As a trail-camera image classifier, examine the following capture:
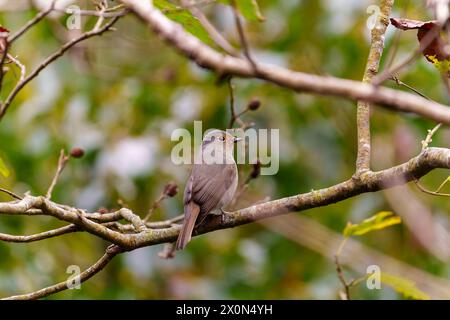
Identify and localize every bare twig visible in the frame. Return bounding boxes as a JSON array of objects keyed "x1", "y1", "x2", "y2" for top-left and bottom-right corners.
[
  {"x1": 435, "y1": 176, "x2": 450, "y2": 193},
  {"x1": 8, "y1": 1, "x2": 56, "y2": 44},
  {"x1": 143, "y1": 182, "x2": 178, "y2": 223},
  {"x1": 46, "y1": 150, "x2": 70, "y2": 199},
  {"x1": 414, "y1": 179, "x2": 450, "y2": 197},
  {"x1": 334, "y1": 237, "x2": 352, "y2": 299},
  {"x1": 230, "y1": 0, "x2": 257, "y2": 71},
  {"x1": 414, "y1": 123, "x2": 449, "y2": 197},
  {"x1": 390, "y1": 75, "x2": 447, "y2": 198},
  {"x1": 6, "y1": 54, "x2": 26, "y2": 82},
  {"x1": 421, "y1": 123, "x2": 442, "y2": 150},
  {"x1": 0, "y1": 15, "x2": 121, "y2": 120},
  {"x1": 334, "y1": 254, "x2": 351, "y2": 300},
  {"x1": 227, "y1": 78, "x2": 246, "y2": 128},
  {"x1": 0, "y1": 187, "x2": 22, "y2": 200},
  {"x1": 391, "y1": 76, "x2": 432, "y2": 100},
  {"x1": 144, "y1": 193, "x2": 167, "y2": 223},
  {"x1": 0, "y1": 224, "x2": 79, "y2": 243},
  {"x1": 3, "y1": 245, "x2": 123, "y2": 300}
]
